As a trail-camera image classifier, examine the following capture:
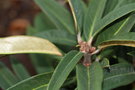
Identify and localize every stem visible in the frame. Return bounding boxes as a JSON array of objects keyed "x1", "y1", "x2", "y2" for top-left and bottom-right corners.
[
  {"x1": 77, "y1": 32, "x2": 82, "y2": 43},
  {"x1": 88, "y1": 37, "x2": 93, "y2": 46},
  {"x1": 91, "y1": 49, "x2": 101, "y2": 55},
  {"x1": 83, "y1": 53, "x2": 91, "y2": 67}
]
